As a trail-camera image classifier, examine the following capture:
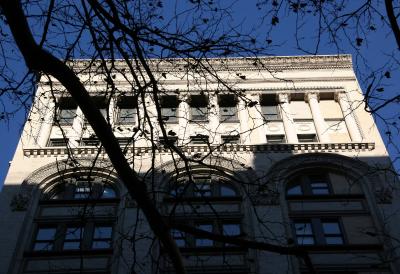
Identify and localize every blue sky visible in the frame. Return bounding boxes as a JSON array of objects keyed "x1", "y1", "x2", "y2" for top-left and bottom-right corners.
[{"x1": 1, "y1": 1, "x2": 399, "y2": 187}]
